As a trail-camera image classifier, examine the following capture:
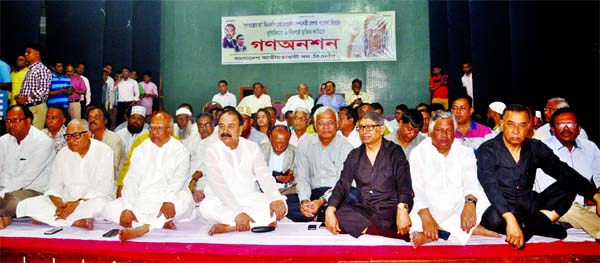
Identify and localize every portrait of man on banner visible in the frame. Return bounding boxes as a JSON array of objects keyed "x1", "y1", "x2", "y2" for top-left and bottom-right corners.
[{"x1": 347, "y1": 14, "x2": 391, "y2": 58}]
